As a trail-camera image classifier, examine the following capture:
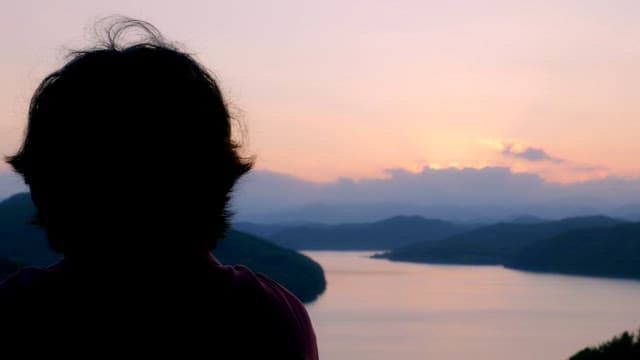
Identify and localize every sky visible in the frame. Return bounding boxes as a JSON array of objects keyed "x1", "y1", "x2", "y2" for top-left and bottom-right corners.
[{"x1": 1, "y1": 0, "x2": 640, "y2": 186}]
